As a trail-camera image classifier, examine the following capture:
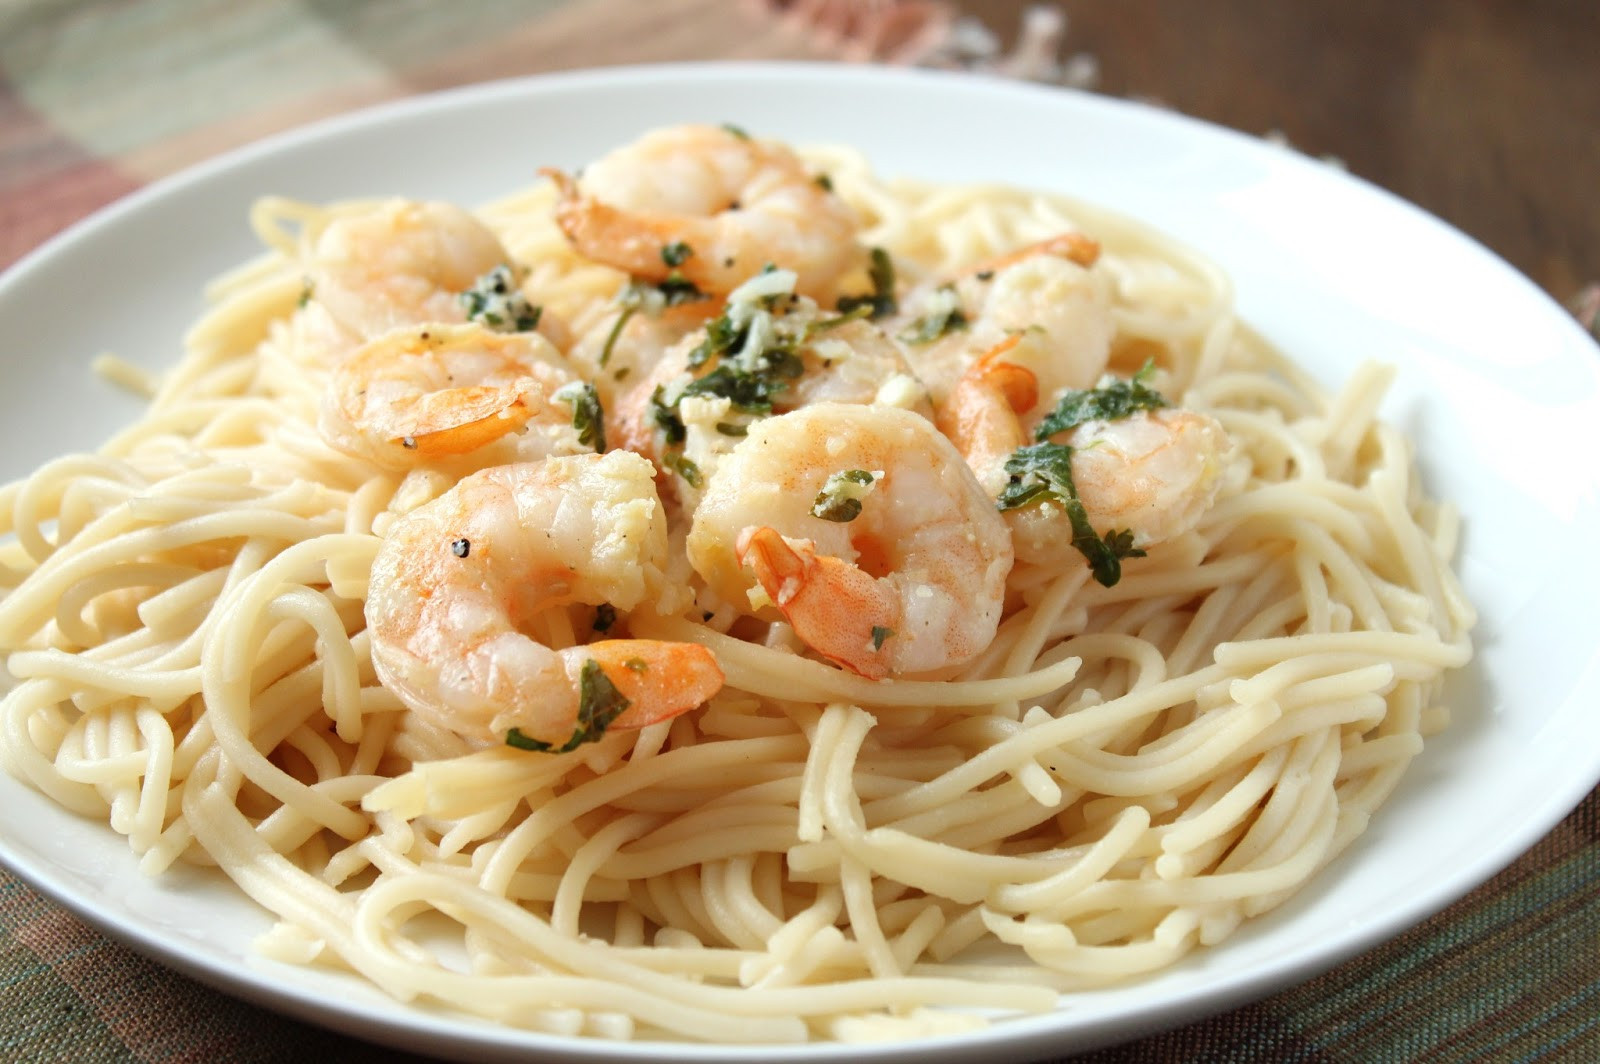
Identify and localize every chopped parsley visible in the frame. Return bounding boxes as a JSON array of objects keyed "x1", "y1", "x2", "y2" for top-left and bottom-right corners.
[
  {"x1": 297, "y1": 278, "x2": 314, "y2": 308},
  {"x1": 870, "y1": 626, "x2": 894, "y2": 651},
  {"x1": 665, "y1": 284, "x2": 808, "y2": 424},
  {"x1": 721, "y1": 122, "x2": 751, "y2": 140},
  {"x1": 598, "y1": 306, "x2": 635, "y2": 368},
  {"x1": 663, "y1": 451, "x2": 703, "y2": 488},
  {"x1": 996, "y1": 442, "x2": 1145, "y2": 587},
  {"x1": 623, "y1": 657, "x2": 649, "y2": 673},
  {"x1": 621, "y1": 275, "x2": 707, "y2": 310},
  {"x1": 460, "y1": 265, "x2": 542, "y2": 332},
  {"x1": 600, "y1": 276, "x2": 712, "y2": 367},
  {"x1": 898, "y1": 284, "x2": 967, "y2": 344},
  {"x1": 687, "y1": 309, "x2": 744, "y2": 369},
  {"x1": 653, "y1": 274, "x2": 705, "y2": 305},
  {"x1": 836, "y1": 247, "x2": 897, "y2": 320},
  {"x1": 592, "y1": 603, "x2": 617, "y2": 633},
  {"x1": 811, "y1": 469, "x2": 876, "y2": 522},
  {"x1": 651, "y1": 269, "x2": 882, "y2": 477},
  {"x1": 814, "y1": 173, "x2": 834, "y2": 192},
  {"x1": 556, "y1": 380, "x2": 606, "y2": 452},
  {"x1": 649, "y1": 385, "x2": 687, "y2": 445},
  {"x1": 804, "y1": 305, "x2": 871, "y2": 334},
  {"x1": 450, "y1": 538, "x2": 470, "y2": 559},
  {"x1": 661, "y1": 241, "x2": 693, "y2": 267},
  {"x1": 1032, "y1": 362, "x2": 1168, "y2": 441},
  {"x1": 680, "y1": 358, "x2": 804, "y2": 412},
  {"x1": 504, "y1": 658, "x2": 630, "y2": 753}
]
